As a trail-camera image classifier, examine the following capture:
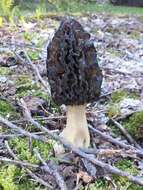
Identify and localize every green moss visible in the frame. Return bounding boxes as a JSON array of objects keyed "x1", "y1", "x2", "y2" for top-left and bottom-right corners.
[
  {"x1": 107, "y1": 48, "x2": 121, "y2": 57},
  {"x1": 16, "y1": 75, "x2": 34, "y2": 86},
  {"x1": 111, "y1": 90, "x2": 127, "y2": 103},
  {"x1": 22, "y1": 32, "x2": 45, "y2": 48},
  {"x1": 0, "y1": 165, "x2": 19, "y2": 190},
  {"x1": 15, "y1": 75, "x2": 39, "y2": 98},
  {"x1": 0, "y1": 165, "x2": 47, "y2": 190},
  {"x1": 9, "y1": 137, "x2": 53, "y2": 164},
  {"x1": 123, "y1": 111, "x2": 143, "y2": 139},
  {"x1": 0, "y1": 99, "x2": 17, "y2": 117},
  {"x1": 22, "y1": 31, "x2": 35, "y2": 41},
  {"x1": 32, "y1": 91, "x2": 49, "y2": 100},
  {"x1": 28, "y1": 50, "x2": 40, "y2": 60},
  {"x1": 107, "y1": 90, "x2": 139, "y2": 118},
  {"x1": 107, "y1": 90, "x2": 135, "y2": 118},
  {"x1": 111, "y1": 90, "x2": 139, "y2": 103},
  {"x1": 18, "y1": 181, "x2": 47, "y2": 190},
  {"x1": 129, "y1": 31, "x2": 141, "y2": 40},
  {"x1": 31, "y1": 90, "x2": 60, "y2": 113},
  {"x1": 127, "y1": 184, "x2": 143, "y2": 190},
  {"x1": 88, "y1": 179, "x2": 110, "y2": 190},
  {"x1": 113, "y1": 159, "x2": 142, "y2": 190},
  {"x1": 0, "y1": 100, "x2": 13, "y2": 113},
  {"x1": 107, "y1": 103, "x2": 121, "y2": 118},
  {"x1": 109, "y1": 124, "x2": 121, "y2": 137},
  {"x1": 0, "y1": 67, "x2": 10, "y2": 75},
  {"x1": 115, "y1": 159, "x2": 138, "y2": 174},
  {"x1": 107, "y1": 90, "x2": 141, "y2": 138}
]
